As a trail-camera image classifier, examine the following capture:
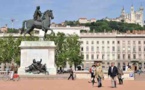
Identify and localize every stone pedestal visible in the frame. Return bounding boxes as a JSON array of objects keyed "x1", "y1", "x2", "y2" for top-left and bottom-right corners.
[{"x1": 18, "y1": 41, "x2": 56, "y2": 75}]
